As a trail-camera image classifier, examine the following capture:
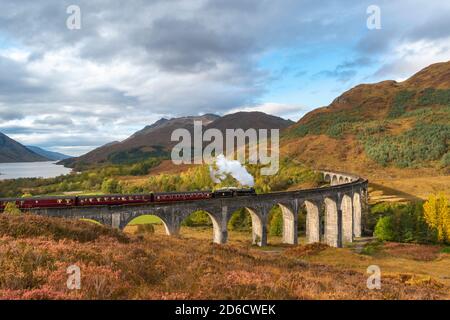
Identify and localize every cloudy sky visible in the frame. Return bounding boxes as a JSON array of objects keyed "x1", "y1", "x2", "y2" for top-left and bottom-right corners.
[{"x1": 0, "y1": 0, "x2": 449, "y2": 156}]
